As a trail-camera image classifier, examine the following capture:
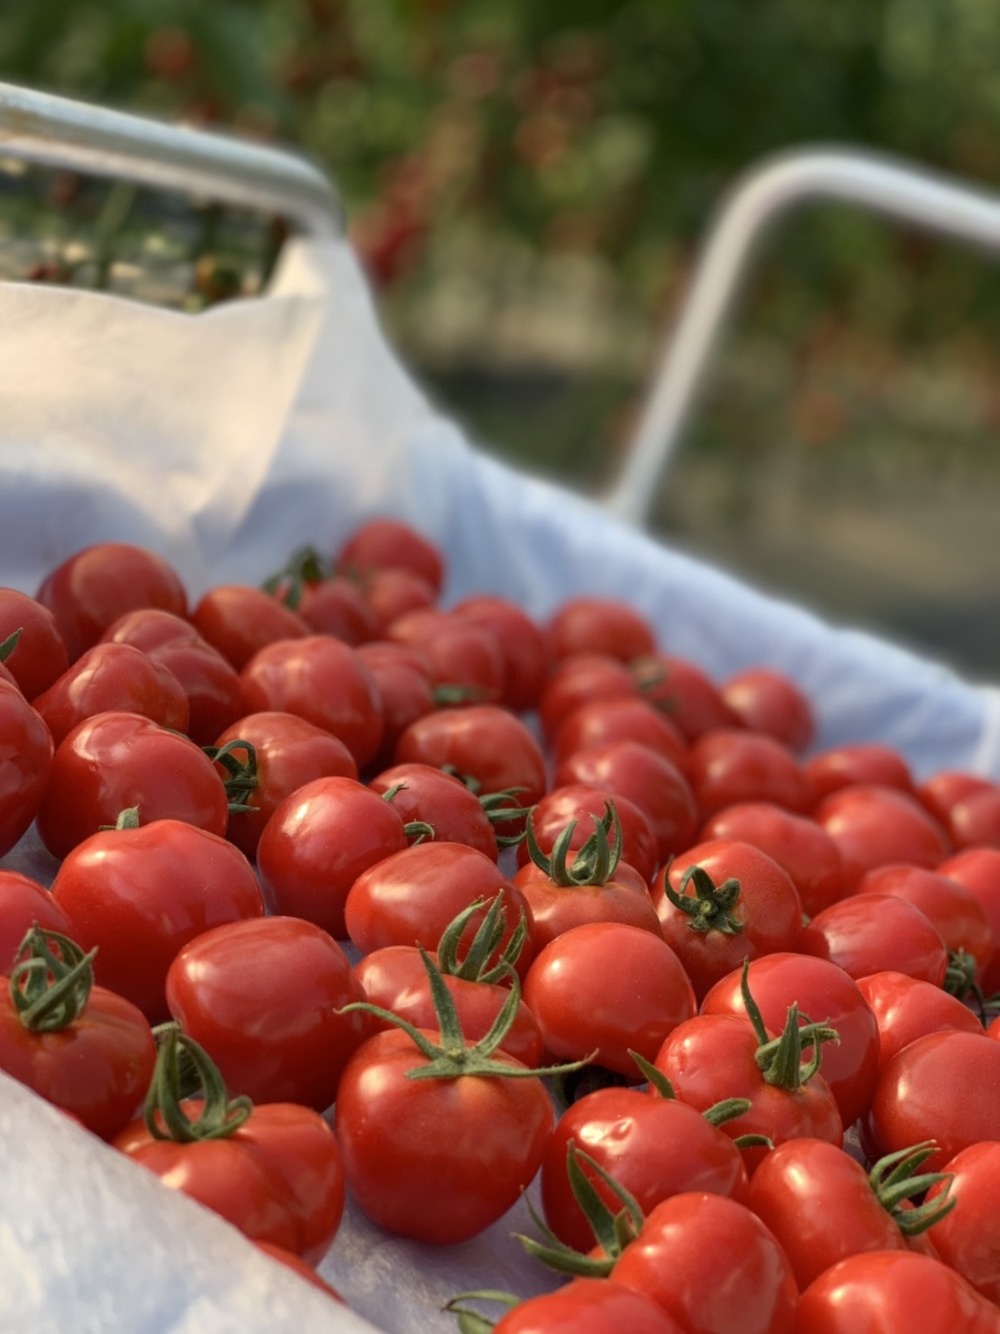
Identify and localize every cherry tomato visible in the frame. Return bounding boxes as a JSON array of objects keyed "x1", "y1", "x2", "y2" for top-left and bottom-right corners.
[
  {"x1": 813, "y1": 784, "x2": 952, "y2": 890},
  {"x1": 386, "y1": 607, "x2": 505, "y2": 703},
  {"x1": 367, "y1": 761, "x2": 500, "y2": 860},
  {"x1": 938, "y1": 846, "x2": 1000, "y2": 993},
  {"x1": 538, "y1": 653, "x2": 639, "y2": 746},
  {"x1": 698, "y1": 801, "x2": 846, "y2": 917},
  {"x1": 856, "y1": 970, "x2": 984, "y2": 1071},
  {"x1": 492, "y1": 1278, "x2": 684, "y2": 1333},
  {"x1": 256, "y1": 775, "x2": 414, "y2": 938},
  {"x1": 517, "y1": 784, "x2": 660, "y2": 886},
  {"x1": 653, "y1": 839, "x2": 802, "y2": 1000},
  {"x1": 361, "y1": 565, "x2": 438, "y2": 629},
  {"x1": 450, "y1": 594, "x2": 549, "y2": 712},
  {"x1": 0, "y1": 870, "x2": 76, "y2": 970},
  {"x1": 798, "y1": 893, "x2": 948, "y2": 985},
  {"x1": 552, "y1": 696, "x2": 688, "y2": 773},
  {"x1": 545, "y1": 597, "x2": 657, "y2": 664},
  {"x1": 924, "y1": 1142, "x2": 1000, "y2": 1306},
  {"x1": 855, "y1": 862, "x2": 993, "y2": 976},
  {"x1": 165, "y1": 916, "x2": 369, "y2": 1111},
  {"x1": 239, "y1": 635, "x2": 384, "y2": 769},
  {"x1": 523, "y1": 922, "x2": 696, "y2": 1076},
  {"x1": 32, "y1": 641, "x2": 190, "y2": 745},
  {"x1": 0, "y1": 587, "x2": 68, "y2": 697},
  {"x1": 947, "y1": 786, "x2": 1000, "y2": 850},
  {"x1": 50, "y1": 818, "x2": 264, "y2": 1022},
  {"x1": 35, "y1": 542, "x2": 188, "y2": 663},
  {"x1": 720, "y1": 667, "x2": 814, "y2": 752},
  {"x1": 36, "y1": 711, "x2": 229, "y2": 861},
  {"x1": 611, "y1": 1192, "x2": 799, "y2": 1334},
  {"x1": 685, "y1": 728, "x2": 811, "y2": 820},
  {"x1": 631, "y1": 653, "x2": 740, "y2": 742},
  {"x1": 917, "y1": 770, "x2": 994, "y2": 829},
  {"x1": 513, "y1": 845, "x2": 662, "y2": 949},
  {"x1": 0, "y1": 678, "x2": 53, "y2": 857},
  {"x1": 336, "y1": 517, "x2": 445, "y2": 595},
  {"x1": 805, "y1": 743, "x2": 914, "y2": 806},
  {"x1": 355, "y1": 640, "x2": 436, "y2": 769},
  {"x1": 191, "y1": 584, "x2": 309, "y2": 670},
  {"x1": 295, "y1": 574, "x2": 381, "y2": 644}
]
